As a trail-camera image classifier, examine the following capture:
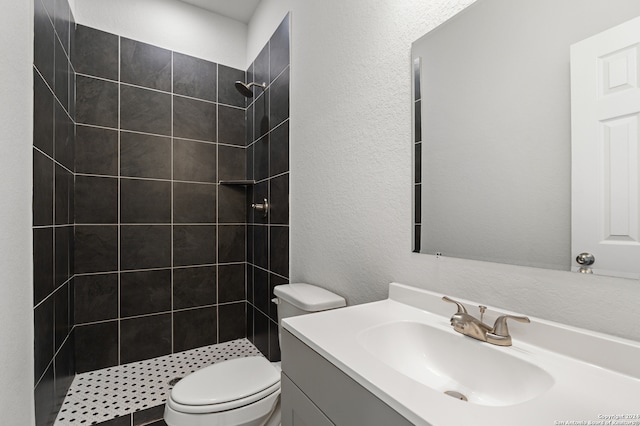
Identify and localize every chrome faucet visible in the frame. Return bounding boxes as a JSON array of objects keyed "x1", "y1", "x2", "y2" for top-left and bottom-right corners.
[{"x1": 442, "y1": 296, "x2": 530, "y2": 346}]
